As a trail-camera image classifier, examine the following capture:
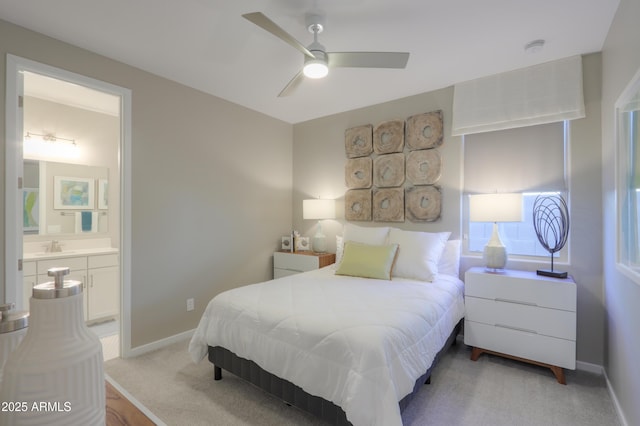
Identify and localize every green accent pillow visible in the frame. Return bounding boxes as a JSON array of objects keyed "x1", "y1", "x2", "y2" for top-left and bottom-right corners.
[{"x1": 335, "y1": 241, "x2": 399, "y2": 280}]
